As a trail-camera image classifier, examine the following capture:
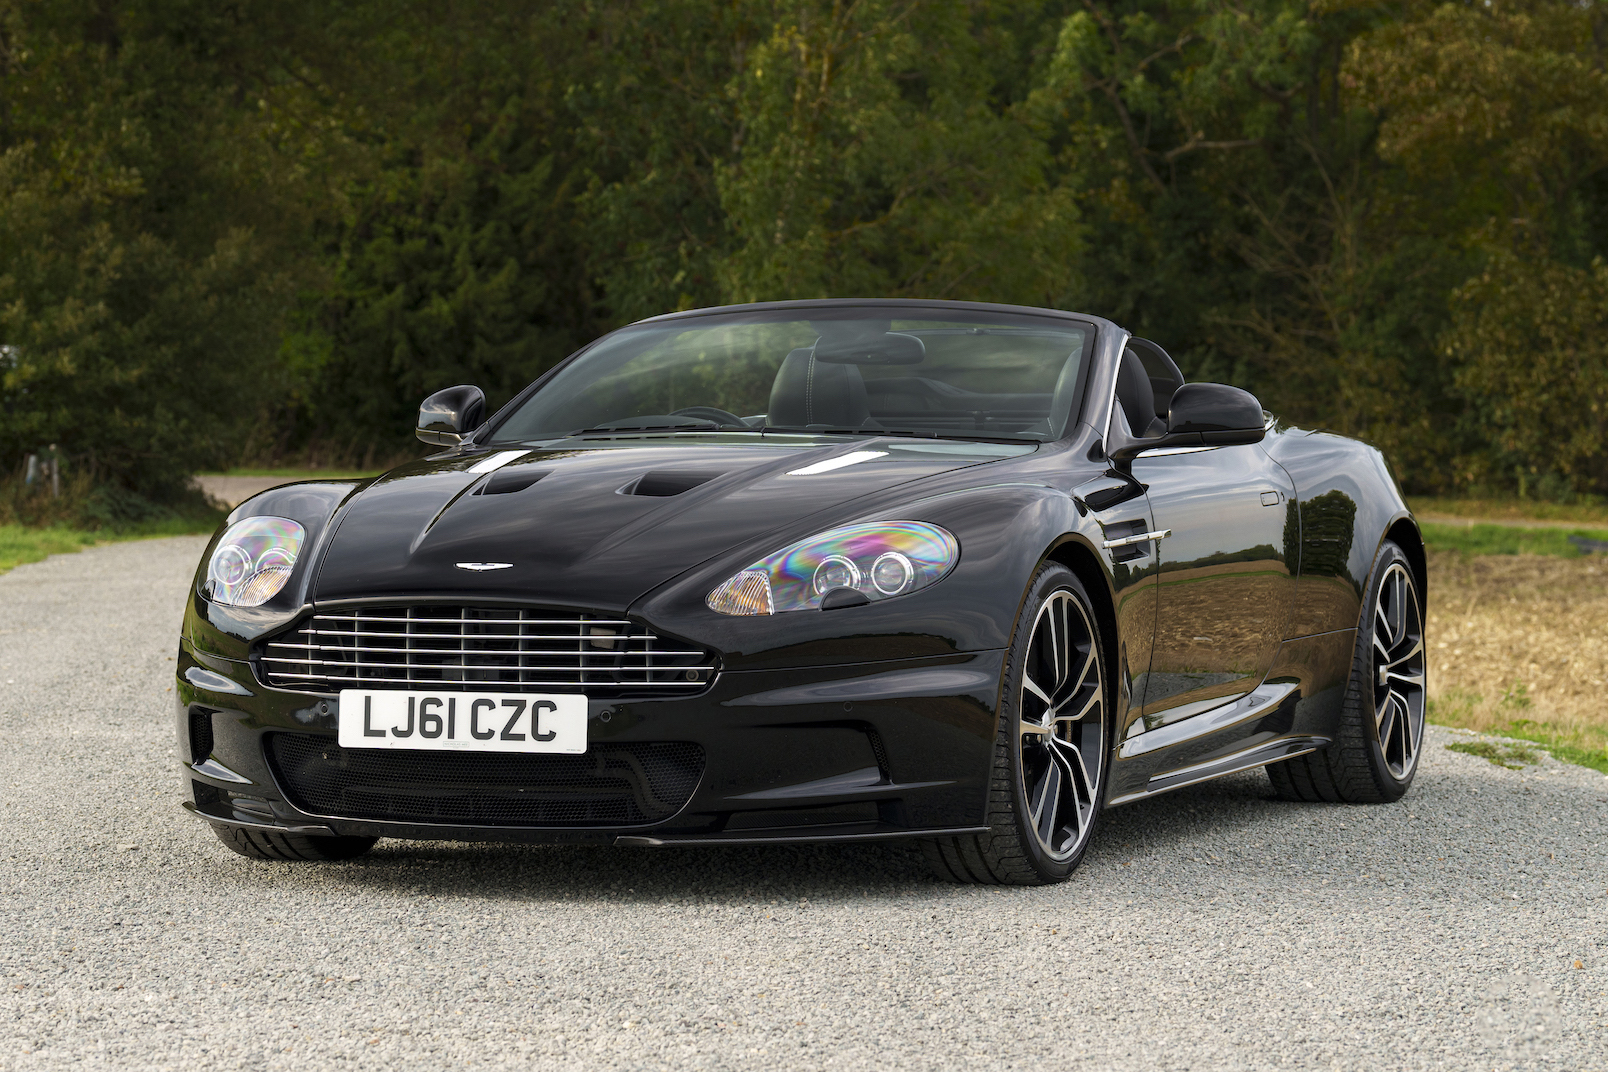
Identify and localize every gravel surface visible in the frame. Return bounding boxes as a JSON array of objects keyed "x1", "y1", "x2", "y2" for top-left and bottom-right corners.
[{"x1": 1, "y1": 536, "x2": 1605, "y2": 1071}]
